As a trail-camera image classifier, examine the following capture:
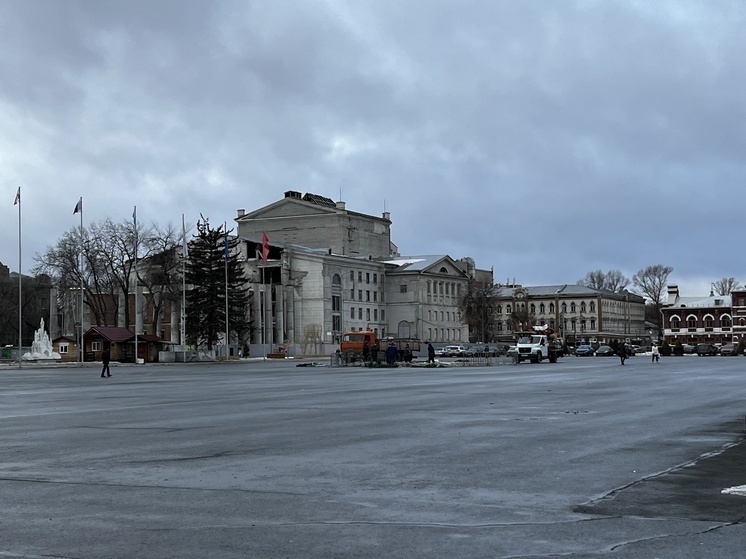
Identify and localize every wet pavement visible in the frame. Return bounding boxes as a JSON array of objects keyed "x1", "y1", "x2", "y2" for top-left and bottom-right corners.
[{"x1": 0, "y1": 355, "x2": 744, "y2": 558}]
